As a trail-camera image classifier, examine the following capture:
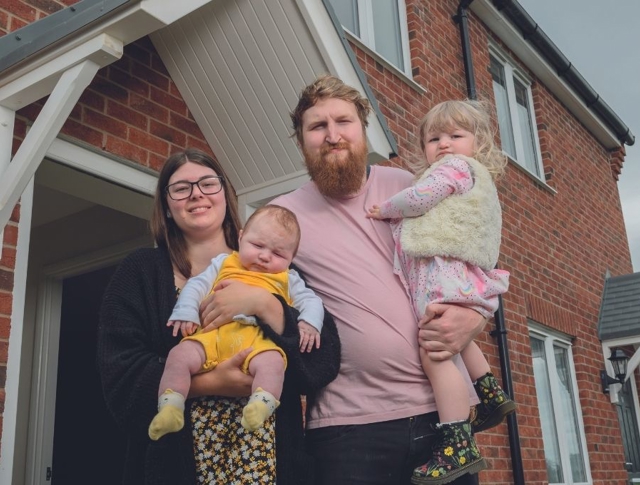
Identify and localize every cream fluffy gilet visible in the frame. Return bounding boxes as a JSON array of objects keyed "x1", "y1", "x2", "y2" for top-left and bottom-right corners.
[{"x1": 400, "y1": 154, "x2": 502, "y2": 271}]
